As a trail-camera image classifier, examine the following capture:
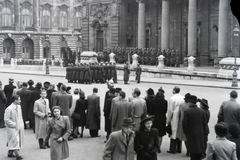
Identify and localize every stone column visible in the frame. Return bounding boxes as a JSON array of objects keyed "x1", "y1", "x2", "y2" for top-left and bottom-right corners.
[
  {"x1": 33, "y1": 0, "x2": 40, "y2": 30},
  {"x1": 218, "y1": 0, "x2": 228, "y2": 58},
  {"x1": 14, "y1": 0, "x2": 20, "y2": 30},
  {"x1": 161, "y1": 0, "x2": 170, "y2": 51},
  {"x1": 187, "y1": 0, "x2": 197, "y2": 57},
  {"x1": 137, "y1": 0, "x2": 146, "y2": 48}
]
